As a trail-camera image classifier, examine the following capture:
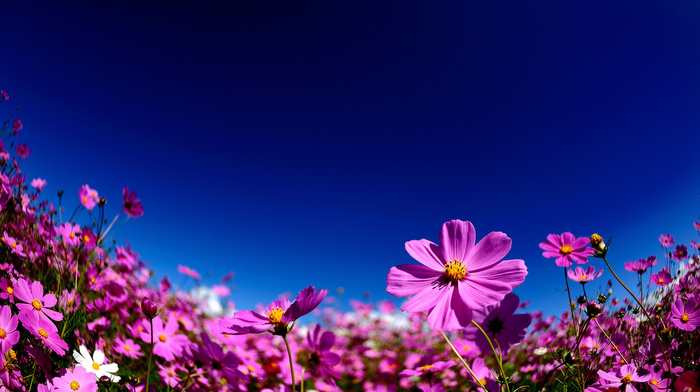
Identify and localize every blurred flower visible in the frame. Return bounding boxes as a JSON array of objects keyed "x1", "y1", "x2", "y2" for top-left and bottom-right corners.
[
  {"x1": 540, "y1": 232, "x2": 594, "y2": 267},
  {"x1": 0, "y1": 305, "x2": 19, "y2": 352},
  {"x1": 79, "y1": 185, "x2": 99, "y2": 210},
  {"x1": 0, "y1": 90, "x2": 8, "y2": 100},
  {"x1": 567, "y1": 265, "x2": 604, "y2": 284},
  {"x1": 670, "y1": 297, "x2": 700, "y2": 331},
  {"x1": 624, "y1": 256, "x2": 657, "y2": 274},
  {"x1": 57, "y1": 222, "x2": 81, "y2": 247},
  {"x1": 650, "y1": 267, "x2": 672, "y2": 287},
  {"x1": 15, "y1": 143, "x2": 30, "y2": 158},
  {"x1": 386, "y1": 219, "x2": 527, "y2": 331},
  {"x1": 463, "y1": 293, "x2": 531, "y2": 354},
  {"x1": 3, "y1": 231, "x2": 26, "y2": 257},
  {"x1": 122, "y1": 186, "x2": 144, "y2": 218},
  {"x1": 140, "y1": 316, "x2": 191, "y2": 361},
  {"x1": 306, "y1": 324, "x2": 341, "y2": 384},
  {"x1": 675, "y1": 370, "x2": 700, "y2": 392},
  {"x1": 177, "y1": 264, "x2": 201, "y2": 280},
  {"x1": 659, "y1": 233, "x2": 674, "y2": 248},
  {"x1": 673, "y1": 244, "x2": 689, "y2": 261},
  {"x1": 113, "y1": 337, "x2": 142, "y2": 359},
  {"x1": 597, "y1": 364, "x2": 650, "y2": 392},
  {"x1": 12, "y1": 118, "x2": 22, "y2": 135},
  {"x1": 73, "y1": 345, "x2": 121, "y2": 382},
  {"x1": 31, "y1": 178, "x2": 47, "y2": 191}
]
